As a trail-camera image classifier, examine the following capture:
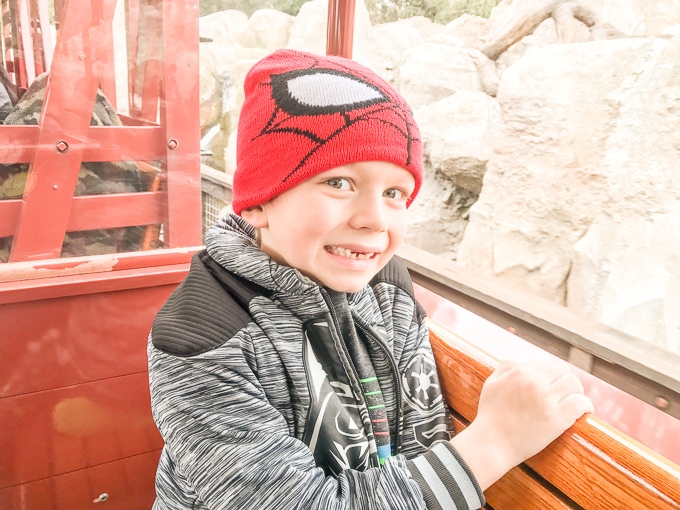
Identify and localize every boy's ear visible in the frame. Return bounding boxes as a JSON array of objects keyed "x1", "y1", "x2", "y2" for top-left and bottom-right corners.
[{"x1": 240, "y1": 204, "x2": 269, "y2": 228}]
